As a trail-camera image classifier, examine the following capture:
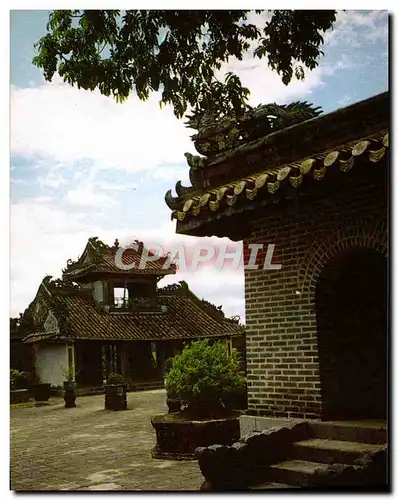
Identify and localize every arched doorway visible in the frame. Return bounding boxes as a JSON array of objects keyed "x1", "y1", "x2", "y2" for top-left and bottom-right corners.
[{"x1": 315, "y1": 248, "x2": 388, "y2": 420}]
